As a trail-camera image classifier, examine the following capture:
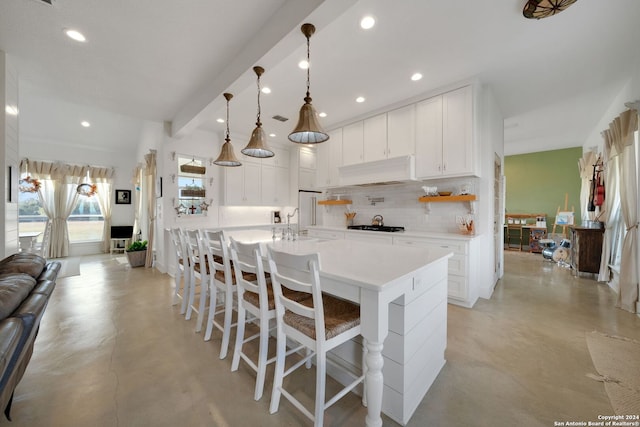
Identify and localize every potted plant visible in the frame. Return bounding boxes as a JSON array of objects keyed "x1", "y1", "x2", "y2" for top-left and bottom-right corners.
[{"x1": 125, "y1": 240, "x2": 148, "y2": 268}]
